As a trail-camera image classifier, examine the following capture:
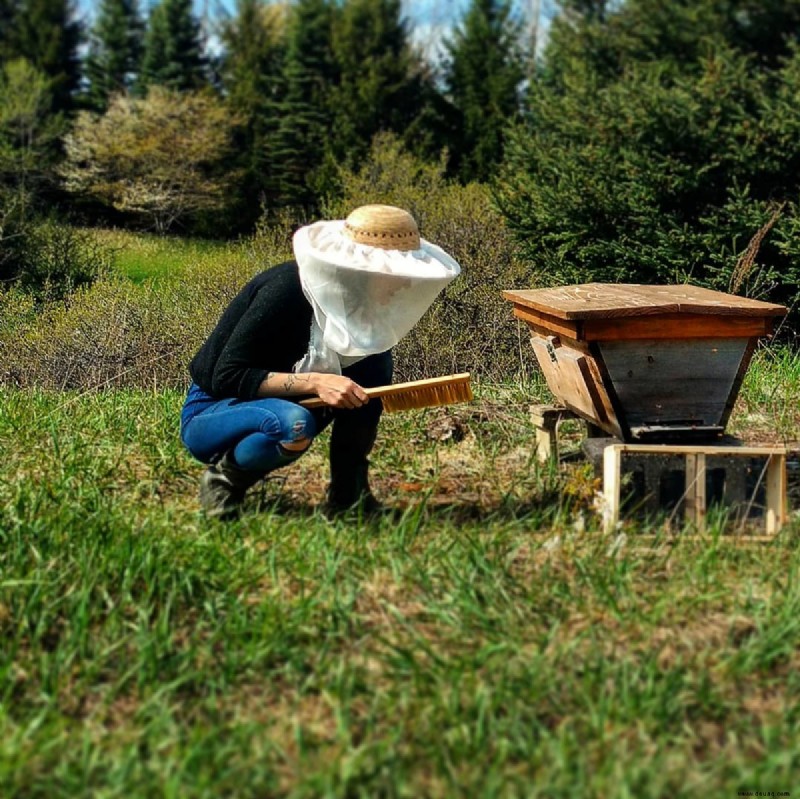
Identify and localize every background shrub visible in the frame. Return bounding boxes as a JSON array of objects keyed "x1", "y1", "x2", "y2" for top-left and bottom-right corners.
[
  {"x1": 0, "y1": 229, "x2": 286, "y2": 391},
  {"x1": 0, "y1": 216, "x2": 112, "y2": 300},
  {"x1": 325, "y1": 133, "x2": 537, "y2": 381},
  {"x1": 16, "y1": 220, "x2": 113, "y2": 298},
  {"x1": 0, "y1": 149, "x2": 537, "y2": 391}
]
